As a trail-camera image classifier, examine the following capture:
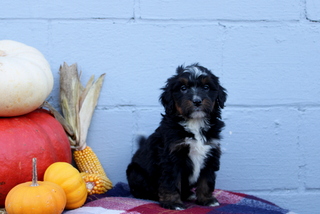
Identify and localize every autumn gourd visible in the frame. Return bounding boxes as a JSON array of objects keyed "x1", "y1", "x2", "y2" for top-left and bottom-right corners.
[
  {"x1": 5, "y1": 158, "x2": 66, "y2": 214},
  {"x1": 0, "y1": 109, "x2": 72, "y2": 206},
  {"x1": 44, "y1": 162, "x2": 87, "y2": 209},
  {"x1": 0, "y1": 40, "x2": 53, "y2": 117}
]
